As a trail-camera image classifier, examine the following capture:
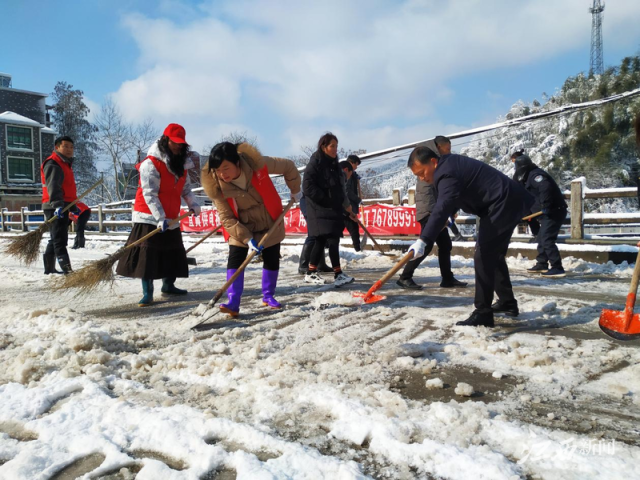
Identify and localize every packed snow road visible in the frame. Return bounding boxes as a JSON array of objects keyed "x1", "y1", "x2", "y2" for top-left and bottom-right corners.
[{"x1": 0, "y1": 236, "x2": 639, "y2": 480}]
